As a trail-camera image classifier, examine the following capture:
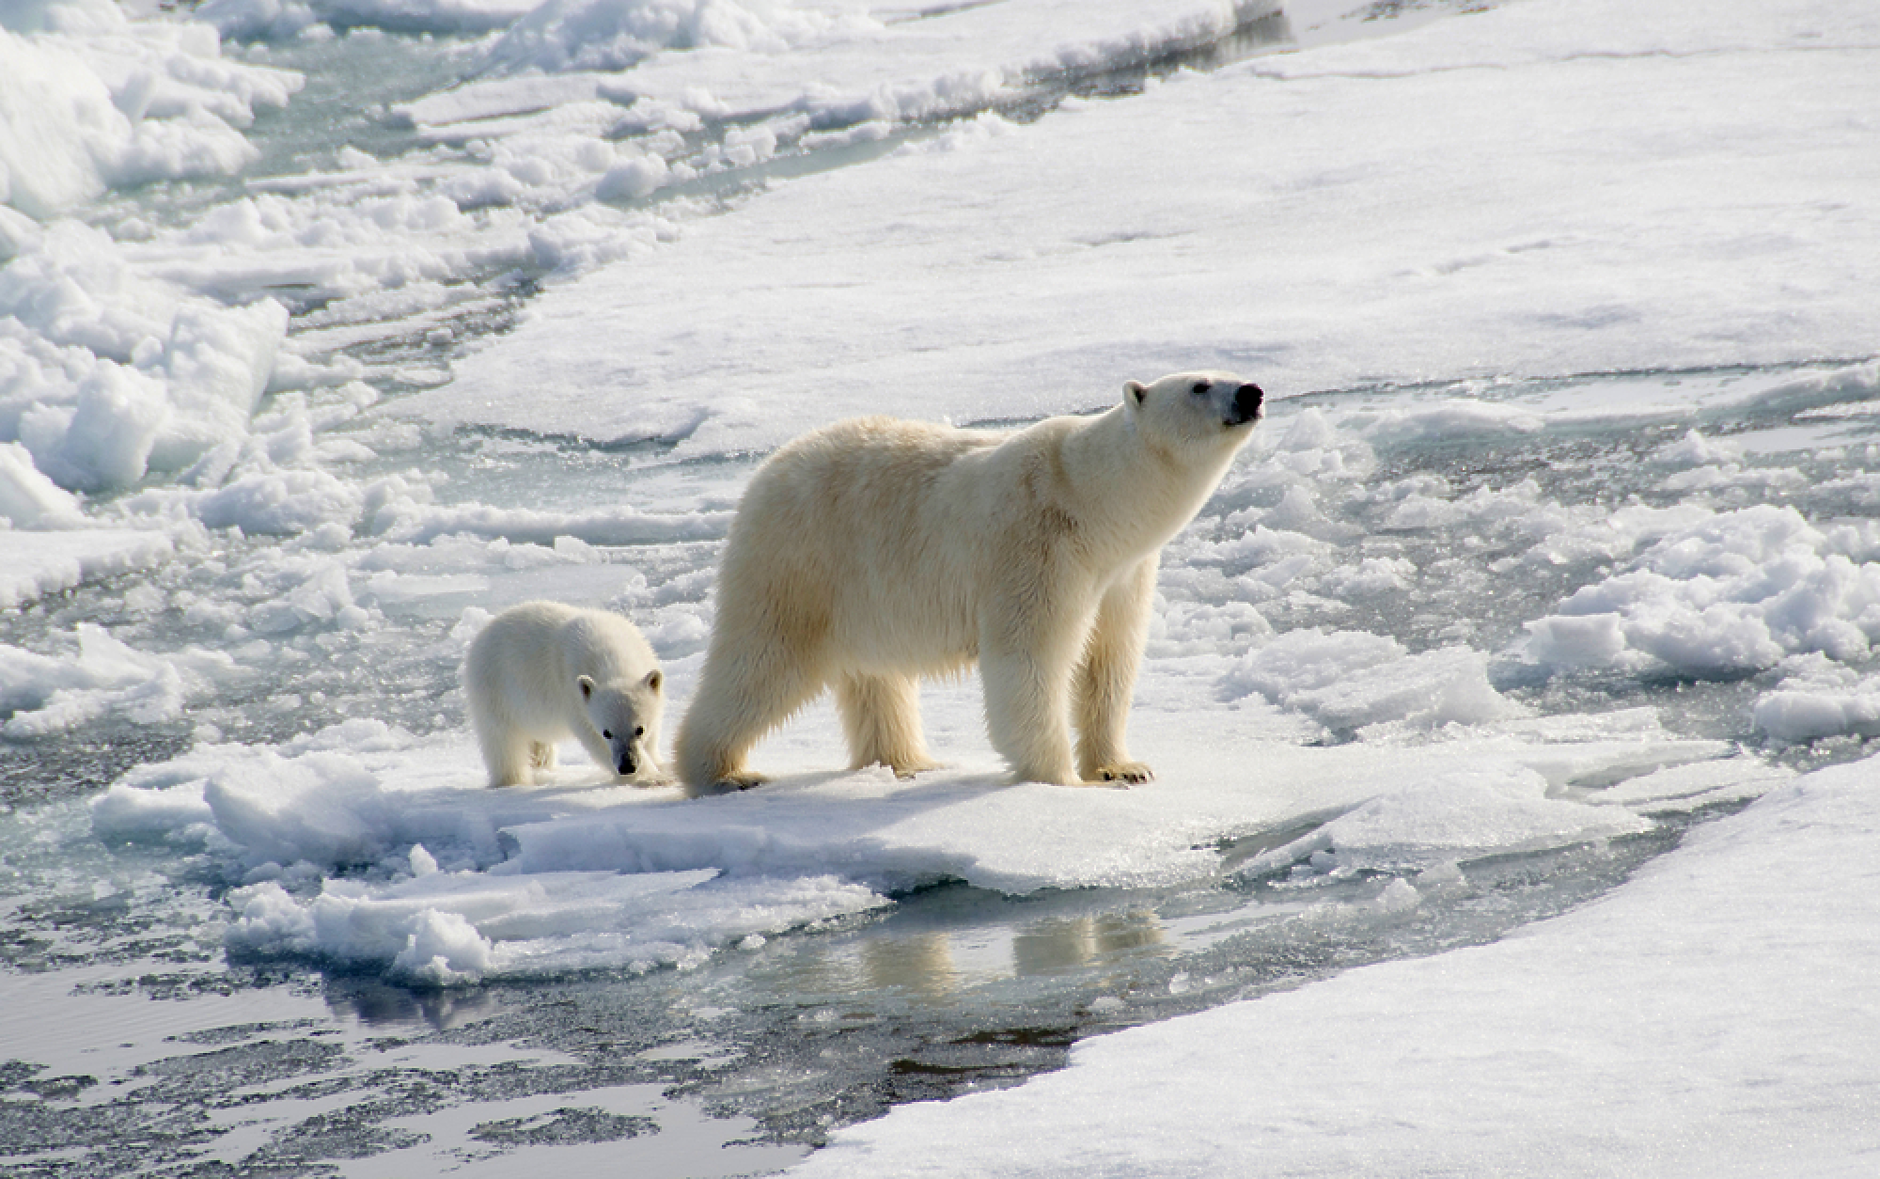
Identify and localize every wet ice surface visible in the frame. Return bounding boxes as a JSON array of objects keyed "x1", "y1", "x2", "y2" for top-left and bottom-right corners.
[{"x1": 4, "y1": 0, "x2": 1880, "y2": 1174}]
